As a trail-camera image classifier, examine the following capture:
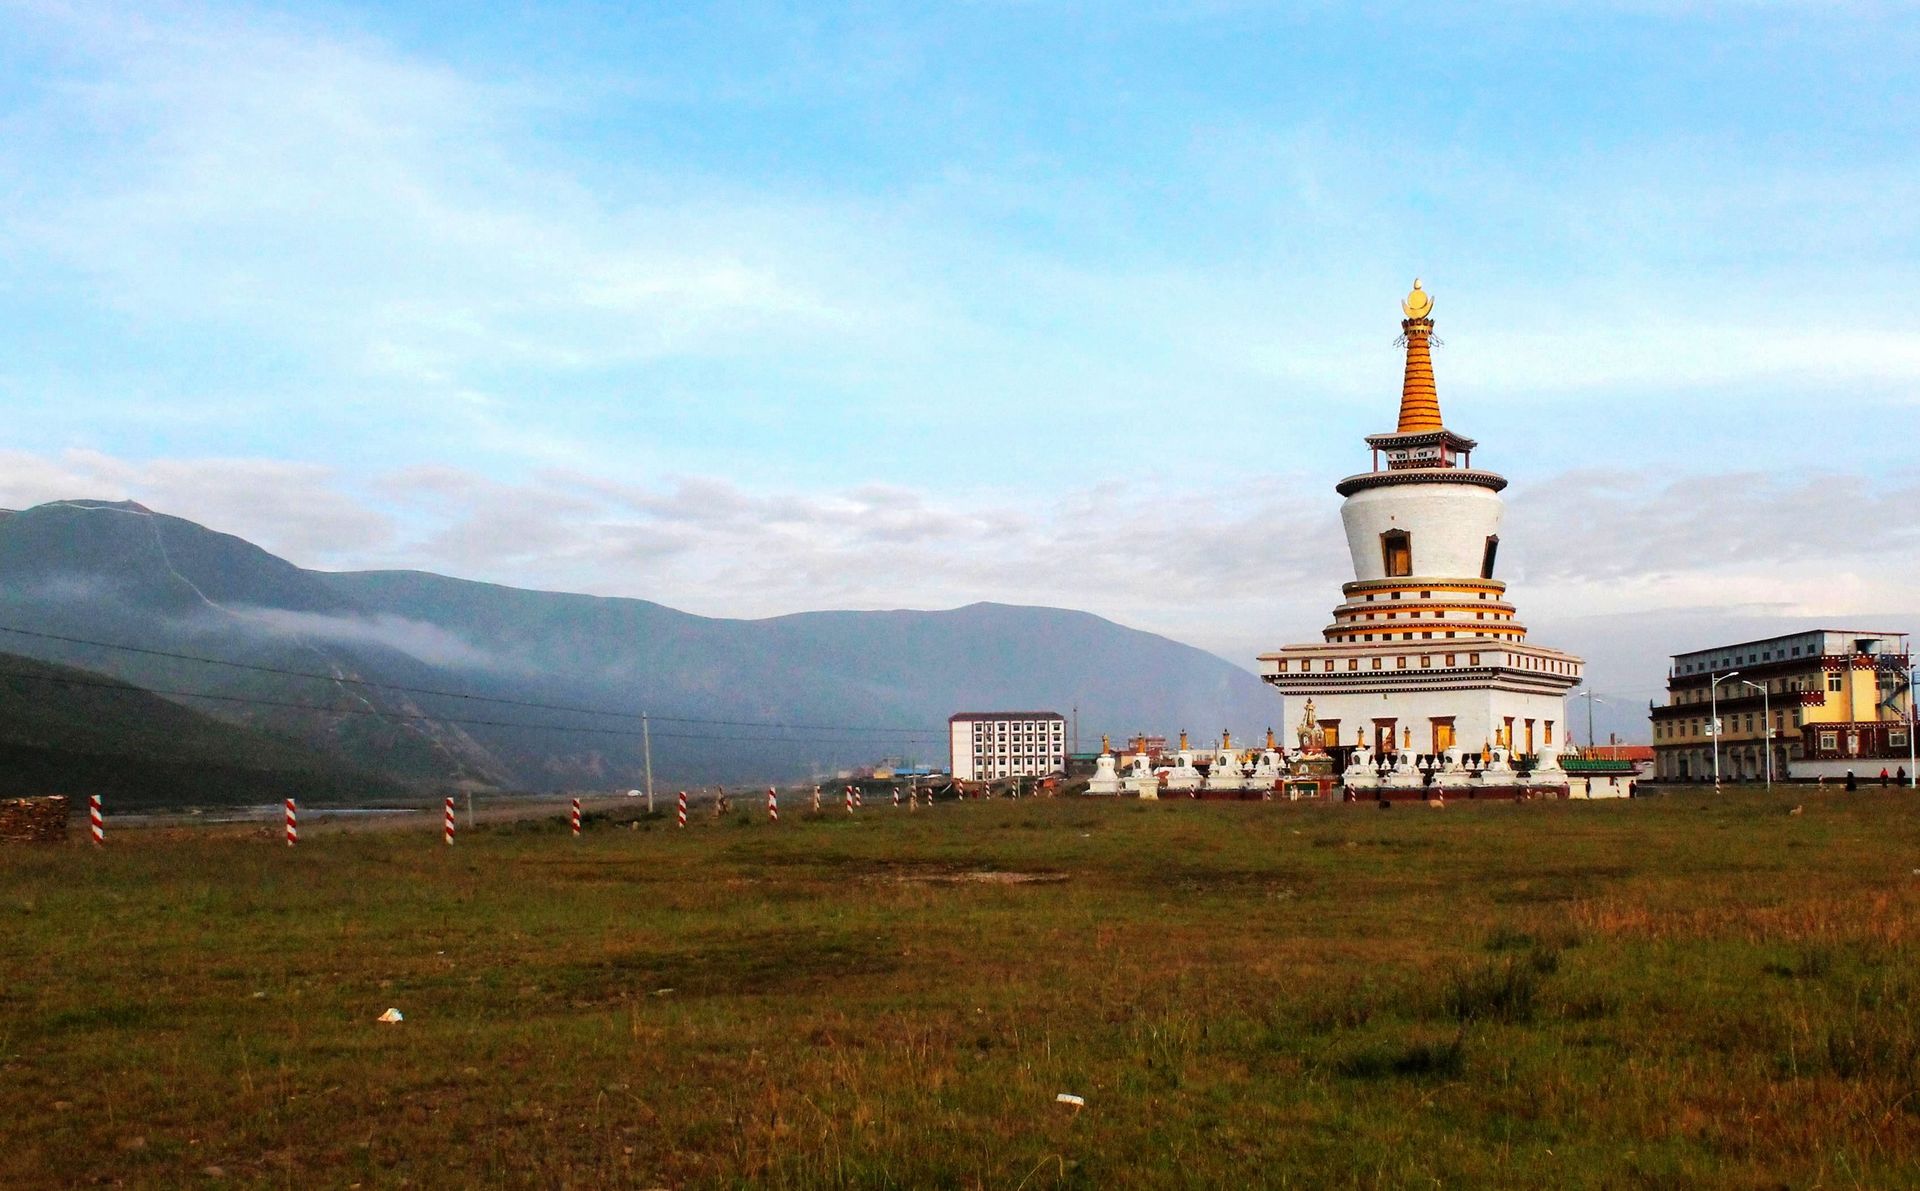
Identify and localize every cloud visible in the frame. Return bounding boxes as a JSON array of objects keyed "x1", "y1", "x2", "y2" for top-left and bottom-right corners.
[
  {"x1": 0, "y1": 449, "x2": 395, "y2": 565},
  {"x1": 0, "y1": 4, "x2": 949, "y2": 432},
  {"x1": 220, "y1": 606, "x2": 501, "y2": 671},
  {"x1": 1504, "y1": 467, "x2": 1920, "y2": 620}
]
